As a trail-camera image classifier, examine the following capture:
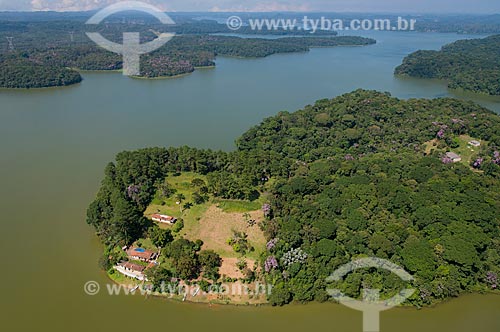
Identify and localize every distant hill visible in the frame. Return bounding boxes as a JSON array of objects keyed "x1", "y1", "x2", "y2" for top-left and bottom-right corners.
[
  {"x1": 413, "y1": 14, "x2": 500, "y2": 34},
  {"x1": 395, "y1": 34, "x2": 500, "y2": 96}
]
